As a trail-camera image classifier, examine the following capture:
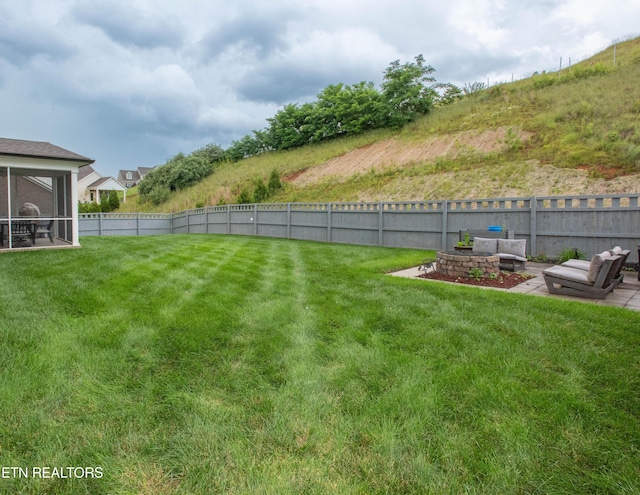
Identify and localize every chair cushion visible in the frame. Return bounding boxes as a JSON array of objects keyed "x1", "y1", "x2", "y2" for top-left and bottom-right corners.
[
  {"x1": 543, "y1": 265, "x2": 592, "y2": 284},
  {"x1": 587, "y1": 252, "x2": 611, "y2": 283},
  {"x1": 472, "y1": 237, "x2": 498, "y2": 253},
  {"x1": 562, "y1": 259, "x2": 590, "y2": 271},
  {"x1": 497, "y1": 238, "x2": 526, "y2": 259},
  {"x1": 498, "y1": 253, "x2": 527, "y2": 262}
]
